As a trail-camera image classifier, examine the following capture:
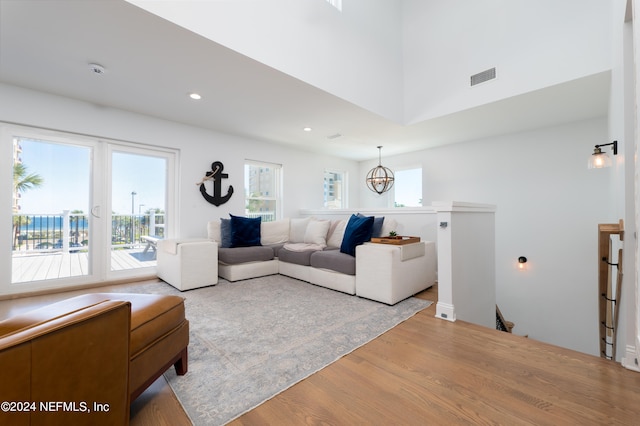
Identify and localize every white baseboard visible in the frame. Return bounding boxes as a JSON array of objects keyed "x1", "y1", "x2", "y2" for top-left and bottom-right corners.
[
  {"x1": 436, "y1": 302, "x2": 456, "y2": 322},
  {"x1": 621, "y1": 345, "x2": 640, "y2": 372}
]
